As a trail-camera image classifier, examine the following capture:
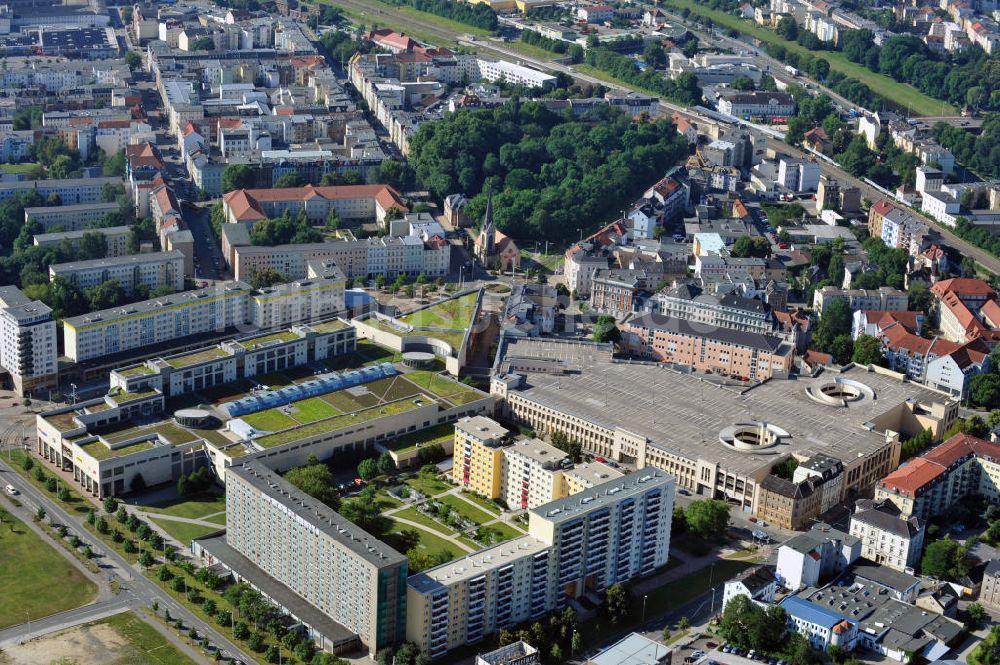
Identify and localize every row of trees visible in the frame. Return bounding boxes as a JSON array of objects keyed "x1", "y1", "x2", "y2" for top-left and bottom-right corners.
[
  {"x1": 583, "y1": 43, "x2": 703, "y2": 107},
  {"x1": 408, "y1": 100, "x2": 688, "y2": 244},
  {"x1": 382, "y1": 0, "x2": 497, "y2": 31},
  {"x1": 520, "y1": 29, "x2": 584, "y2": 62},
  {"x1": 249, "y1": 209, "x2": 323, "y2": 246}
]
